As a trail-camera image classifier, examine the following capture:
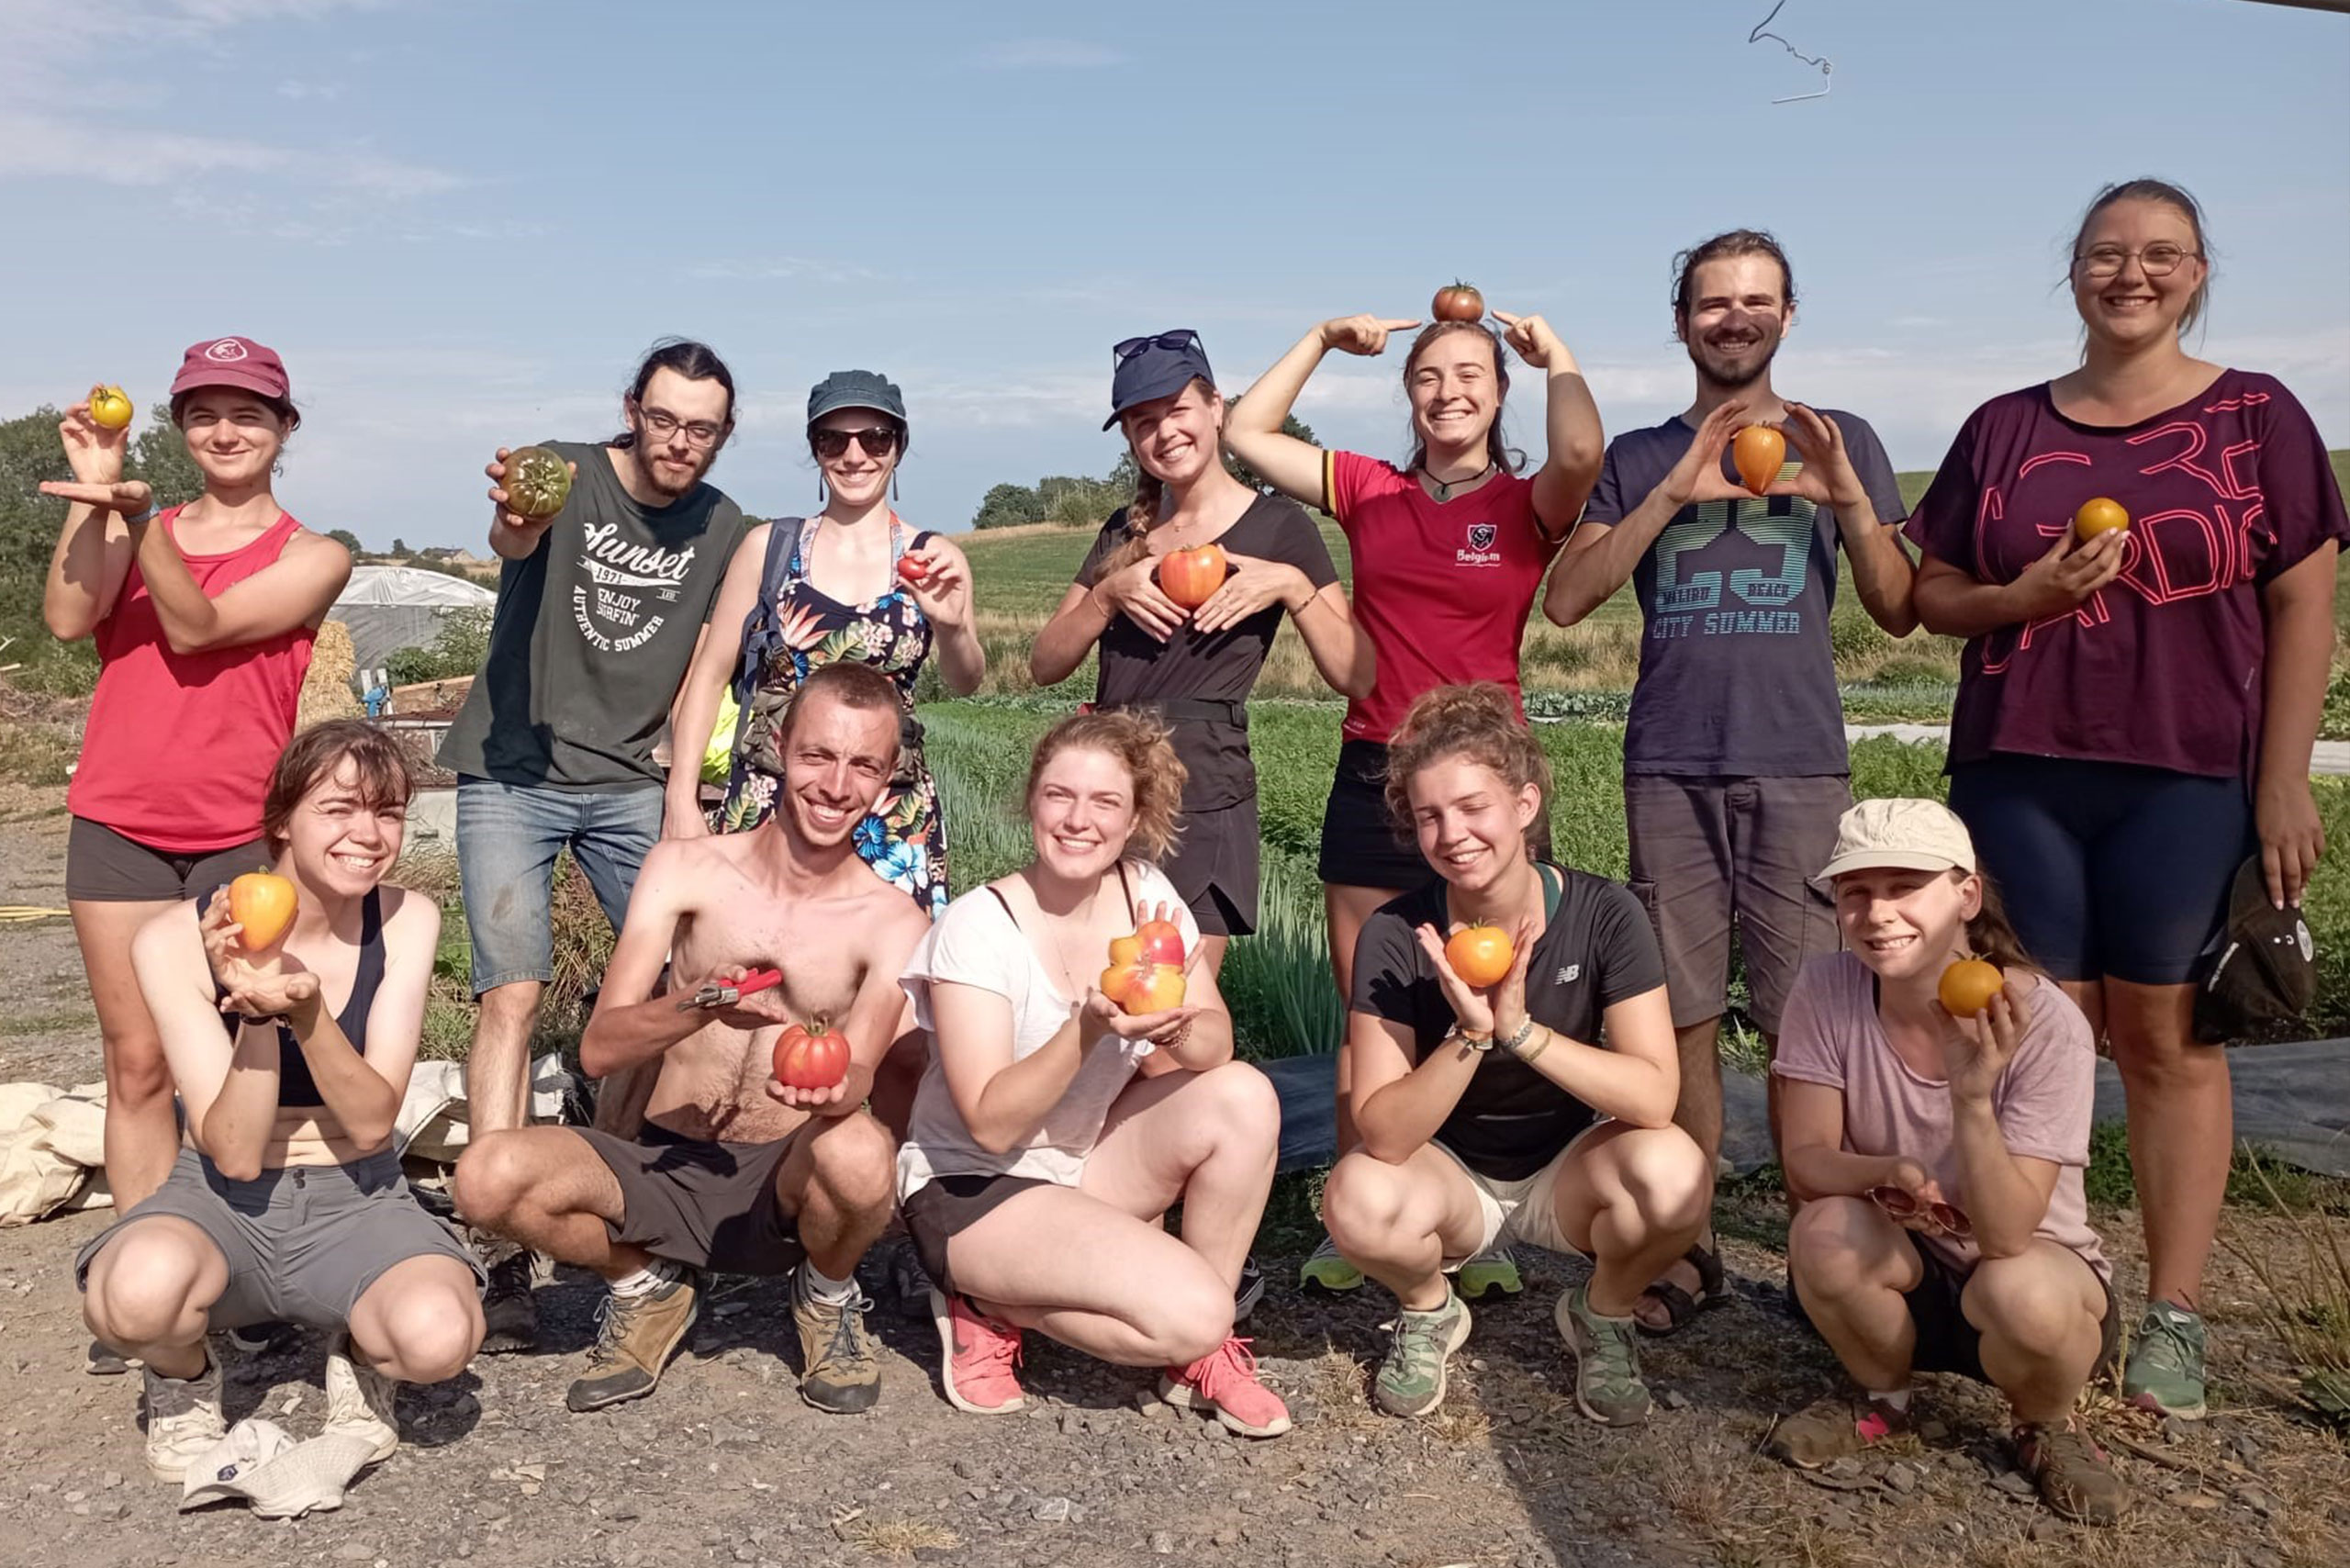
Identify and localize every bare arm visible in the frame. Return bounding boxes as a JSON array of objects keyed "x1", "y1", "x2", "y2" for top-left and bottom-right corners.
[
  {"x1": 131, "y1": 524, "x2": 351, "y2": 655},
  {"x1": 665, "y1": 523, "x2": 771, "y2": 831},
  {"x1": 1030, "y1": 581, "x2": 1113, "y2": 687},
  {"x1": 2255, "y1": 543, "x2": 2338, "y2": 907},
  {"x1": 135, "y1": 906, "x2": 281, "y2": 1181},
  {"x1": 1543, "y1": 401, "x2": 1747, "y2": 627},
  {"x1": 1291, "y1": 584, "x2": 1375, "y2": 699},
  {"x1": 1778, "y1": 1079, "x2": 1910, "y2": 1203},
  {"x1": 39, "y1": 402, "x2": 141, "y2": 640},
  {"x1": 1493, "y1": 312, "x2": 1603, "y2": 539},
  {"x1": 901, "y1": 536, "x2": 986, "y2": 696},
  {"x1": 1498, "y1": 987, "x2": 1681, "y2": 1129},
  {"x1": 578, "y1": 844, "x2": 739, "y2": 1078},
  {"x1": 1910, "y1": 531, "x2": 2125, "y2": 640},
  {"x1": 1348, "y1": 1008, "x2": 1479, "y2": 1164},
  {"x1": 1225, "y1": 317, "x2": 1422, "y2": 509},
  {"x1": 1946, "y1": 1100, "x2": 2062, "y2": 1260},
  {"x1": 930, "y1": 981, "x2": 1096, "y2": 1156},
  {"x1": 1775, "y1": 405, "x2": 1917, "y2": 636}
]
